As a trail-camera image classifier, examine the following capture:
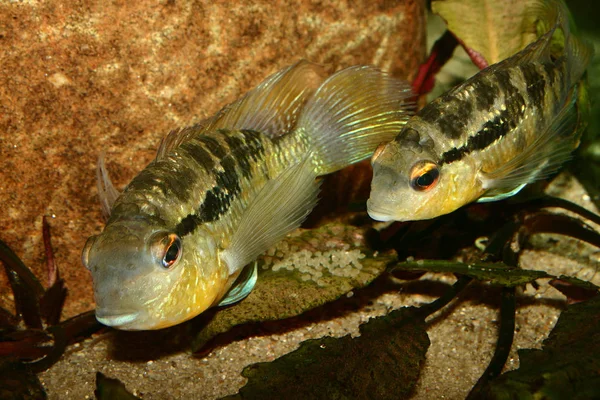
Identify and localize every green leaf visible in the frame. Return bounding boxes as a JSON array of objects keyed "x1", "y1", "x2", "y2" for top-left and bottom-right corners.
[
  {"x1": 390, "y1": 260, "x2": 551, "y2": 287},
  {"x1": 477, "y1": 294, "x2": 600, "y2": 399},
  {"x1": 225, "y1": 306, "x2": 429, "y2": 400},
  {"x1": 192, "y1": 224, "x2": 394, "y2": 352},
  {"x1": 431, "y1": 0, "x2": 539, "y2": 65}
]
